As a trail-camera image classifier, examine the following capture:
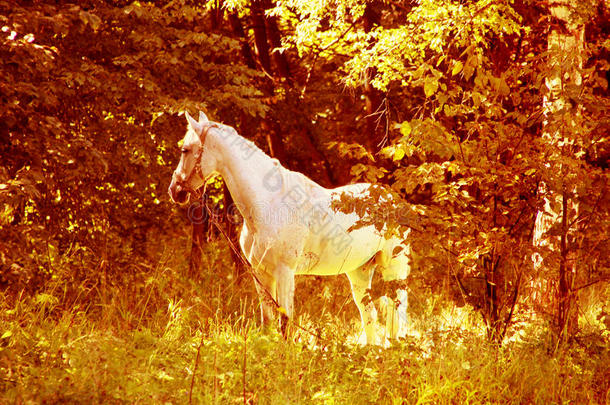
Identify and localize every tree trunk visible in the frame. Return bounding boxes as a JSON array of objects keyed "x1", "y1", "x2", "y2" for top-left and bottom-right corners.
[
  {"x1": 251, "y1": 0, "x2": 272, "y2": 74},
  {"x1": 532, "y1": 0, "x2": 585, "y2": 345},
  {"x1": 222, "y1": 182, "x2": 247, "y2": 283},
  {"x1": 295, "y1": 126, "x2": 336, "y2": 187},
  {"x1": 482, "y1": 252, "x2": 512, "y2": 344},
  {"x1": 362, "y1": 3, "x2": 386, "y2": 151},
  {"x1": 228, "y1": 12, "x2": 256, "y2": 69},
  {"x1": 263, "y1": 1, "x2": 291, "y2": 82},
  {"x1": 250, "y1": 0, "x2": 288, "y2": 167},
  {"x1": 189, "y1": 193, "x2": 209, "y2": 278},
  {"x1": 263, "y1": 120, "x2": 288, "y2": 163},
  {"x1": 249, "y1": 1, "x2": 335, "y2": 186},
  {"x1": 210, "y1": 0, "x2": 222, "y2": 29}
]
